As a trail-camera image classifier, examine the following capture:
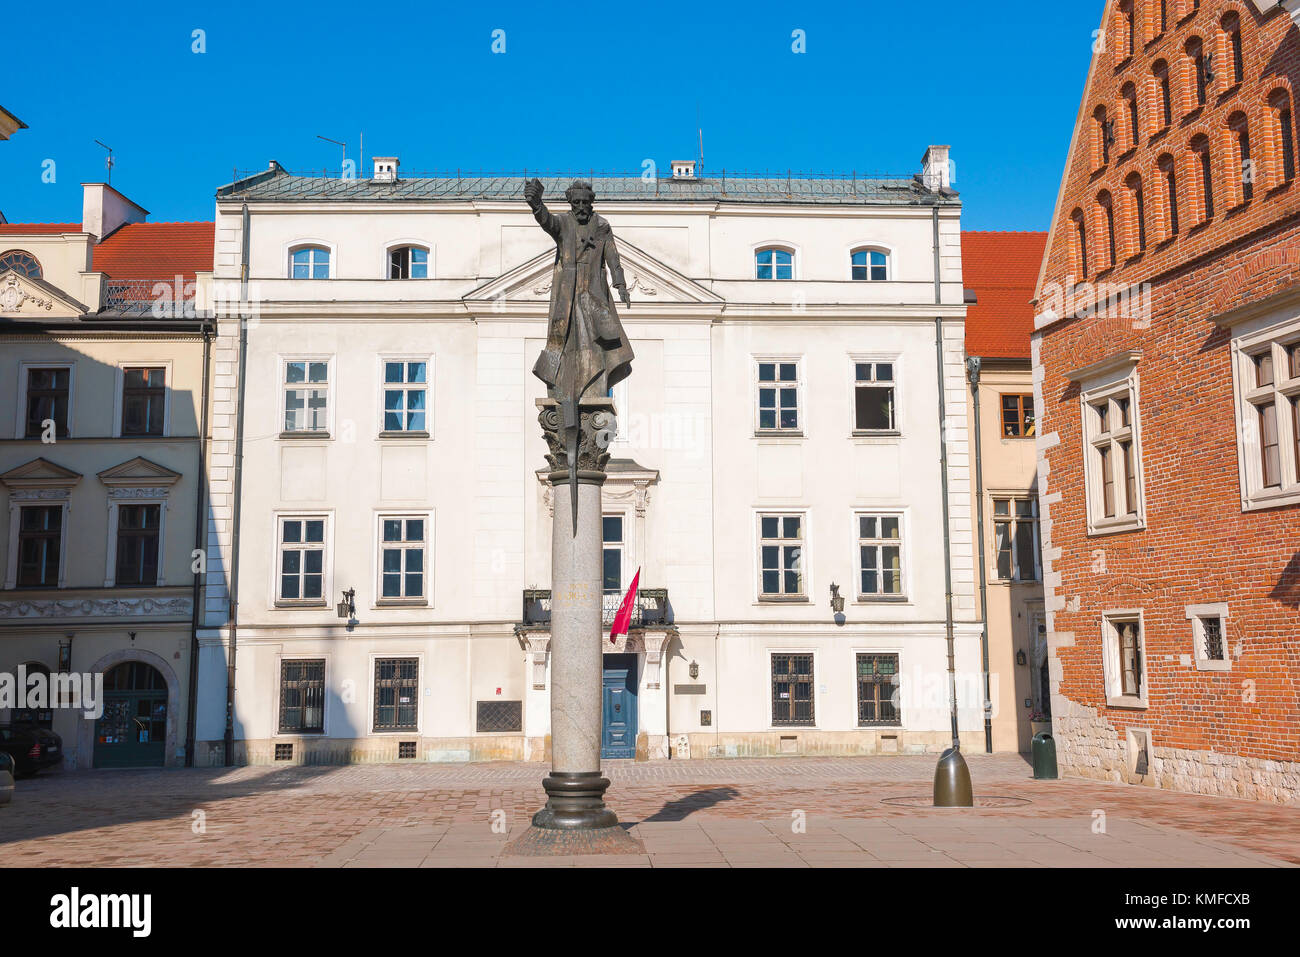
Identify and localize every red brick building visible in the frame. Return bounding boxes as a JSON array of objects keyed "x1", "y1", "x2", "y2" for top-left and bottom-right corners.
[{"x1": 1033, "y1": 0, "x2": 1300, "y2": 803}]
